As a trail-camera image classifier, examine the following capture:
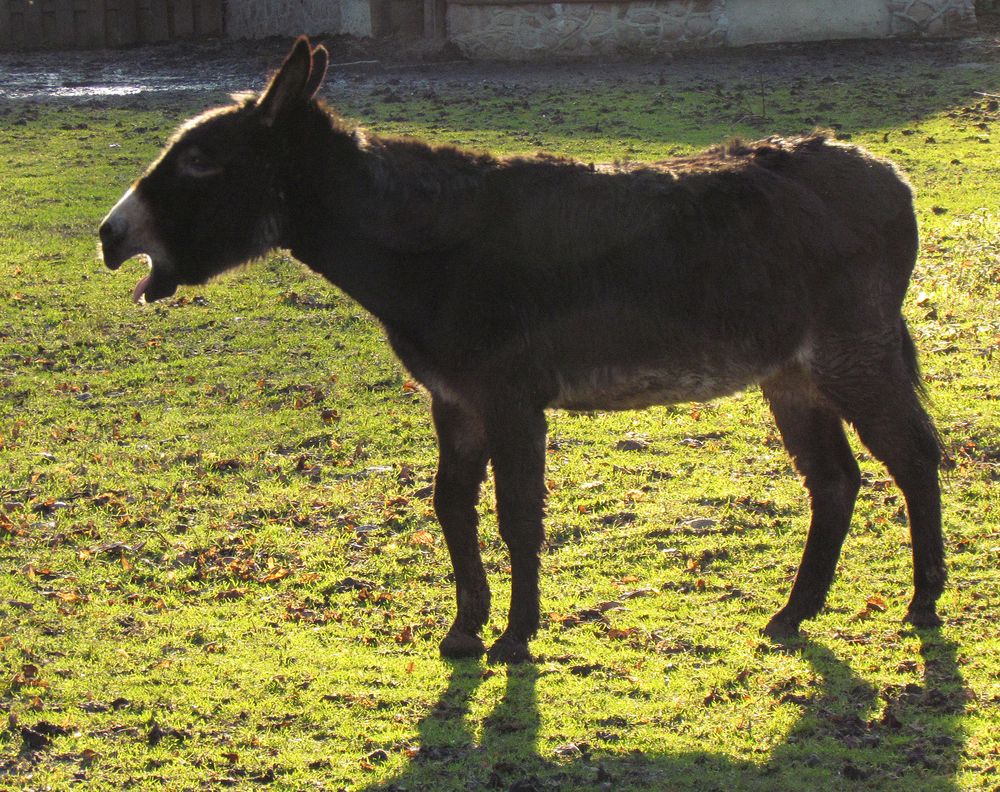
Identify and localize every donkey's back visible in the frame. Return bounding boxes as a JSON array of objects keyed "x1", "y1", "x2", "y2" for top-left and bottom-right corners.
[{"x1": 445, "y1": 133, "x2": 920, "y2": 414}]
